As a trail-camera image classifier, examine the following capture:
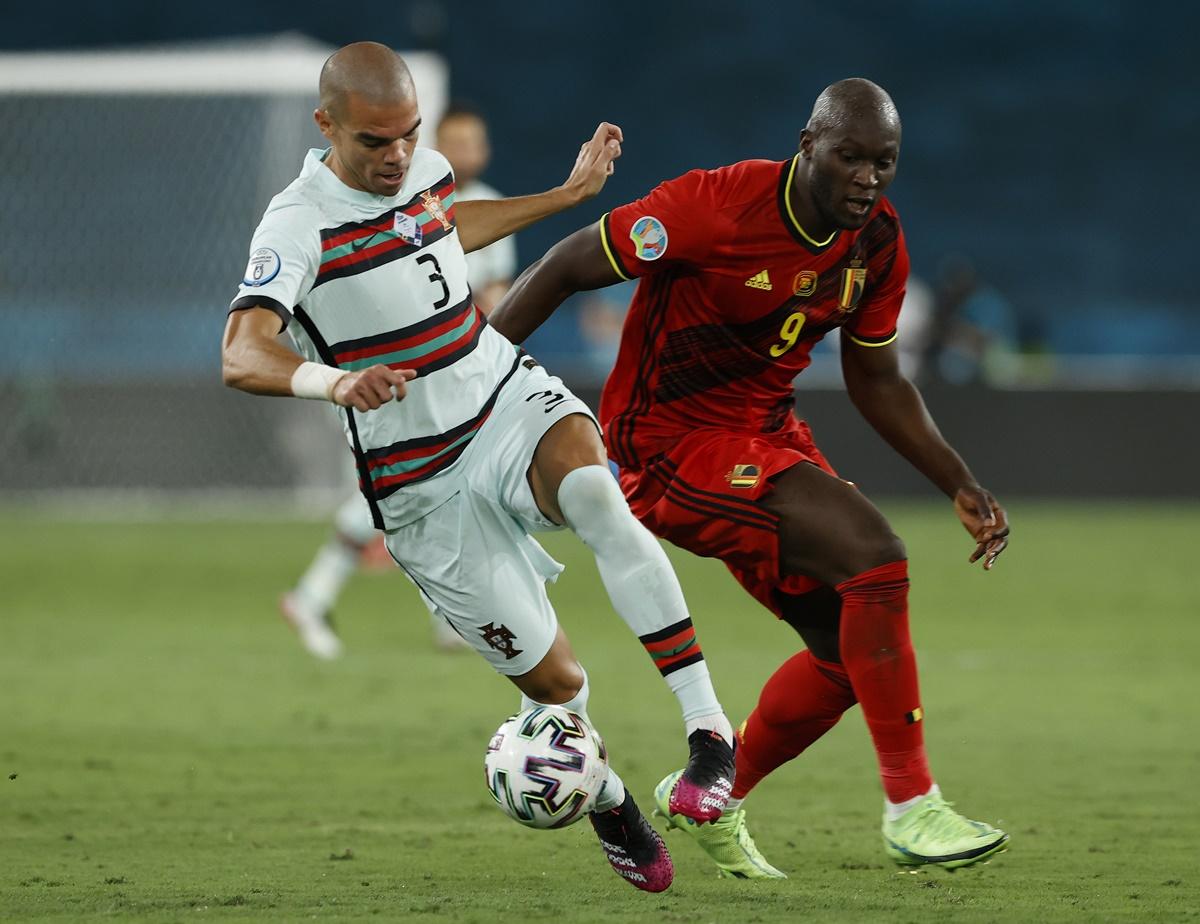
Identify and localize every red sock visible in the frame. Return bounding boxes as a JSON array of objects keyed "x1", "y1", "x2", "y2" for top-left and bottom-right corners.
[
  {"x1": 732, "y1": 649, "x2": 856, "y2": 799},
  {"x1": 836, "y1": 560, "x2": 932, "y2": 804}
]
